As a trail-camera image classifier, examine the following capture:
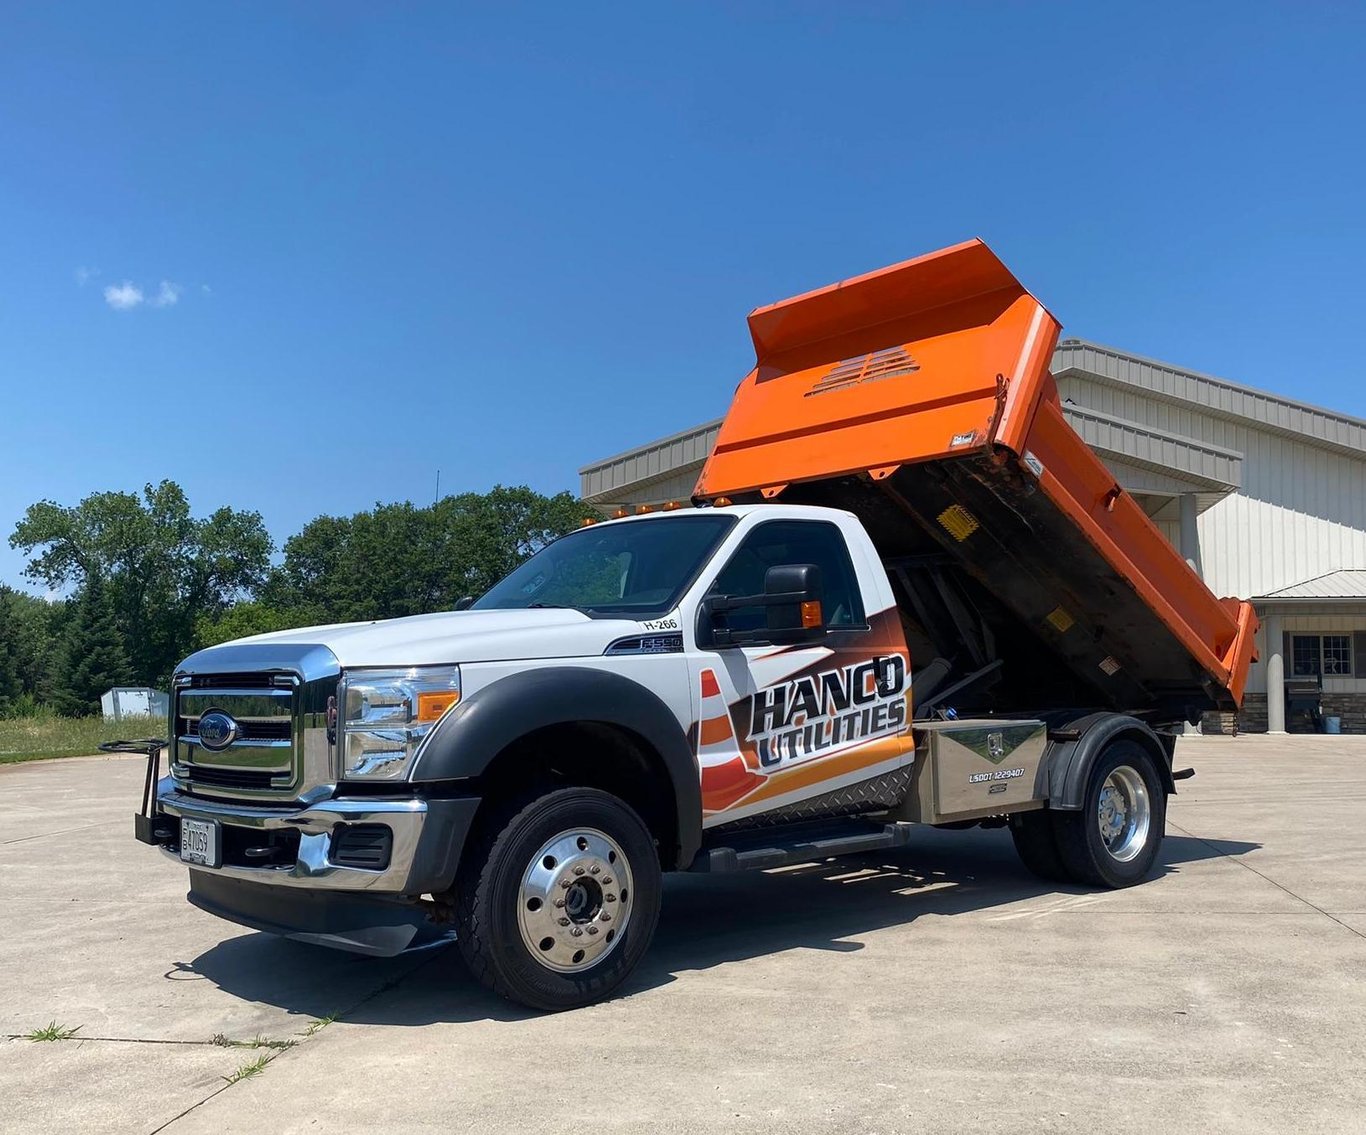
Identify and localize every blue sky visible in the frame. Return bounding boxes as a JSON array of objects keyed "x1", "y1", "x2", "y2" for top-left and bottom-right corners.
[{"x1": 2, "y1": 2, "x2": 1363, "y2": 593}]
